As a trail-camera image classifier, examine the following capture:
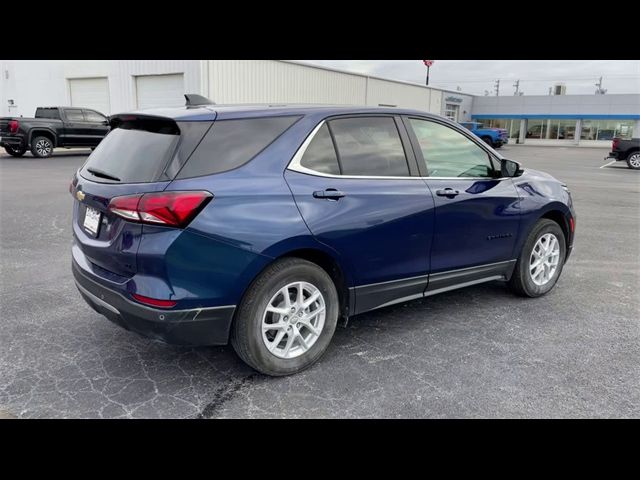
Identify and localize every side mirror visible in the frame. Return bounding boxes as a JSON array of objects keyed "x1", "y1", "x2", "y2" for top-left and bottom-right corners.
[{"x1": 500, "y1": 158, "x2": 523, "y2": 177}]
